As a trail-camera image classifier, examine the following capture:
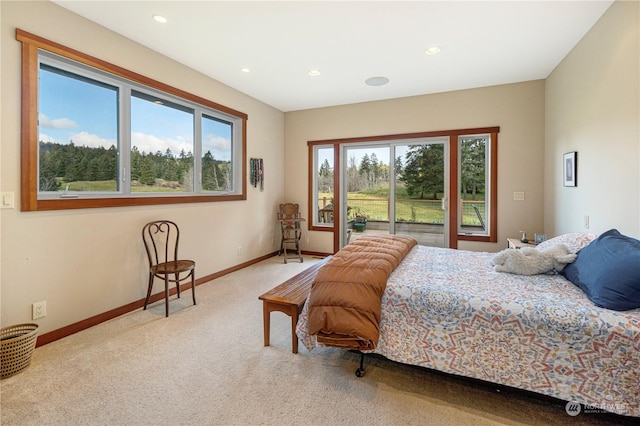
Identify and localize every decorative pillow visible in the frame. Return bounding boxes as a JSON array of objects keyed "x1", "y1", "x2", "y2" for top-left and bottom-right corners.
[
  {"x1": 561, "y1": 229, "x2": 640, "y2": 311},
  {"x1": 535, "y1": 232, "x2": 597, "y2": 253}
]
